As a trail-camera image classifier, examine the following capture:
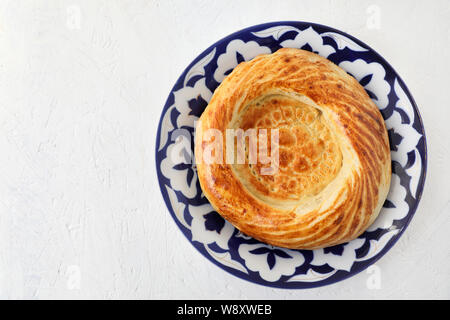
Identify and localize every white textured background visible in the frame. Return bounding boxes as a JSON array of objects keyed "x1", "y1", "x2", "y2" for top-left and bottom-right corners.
[{"x1": 0, "y1": 0, "x2": 449, "y2": 299}]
